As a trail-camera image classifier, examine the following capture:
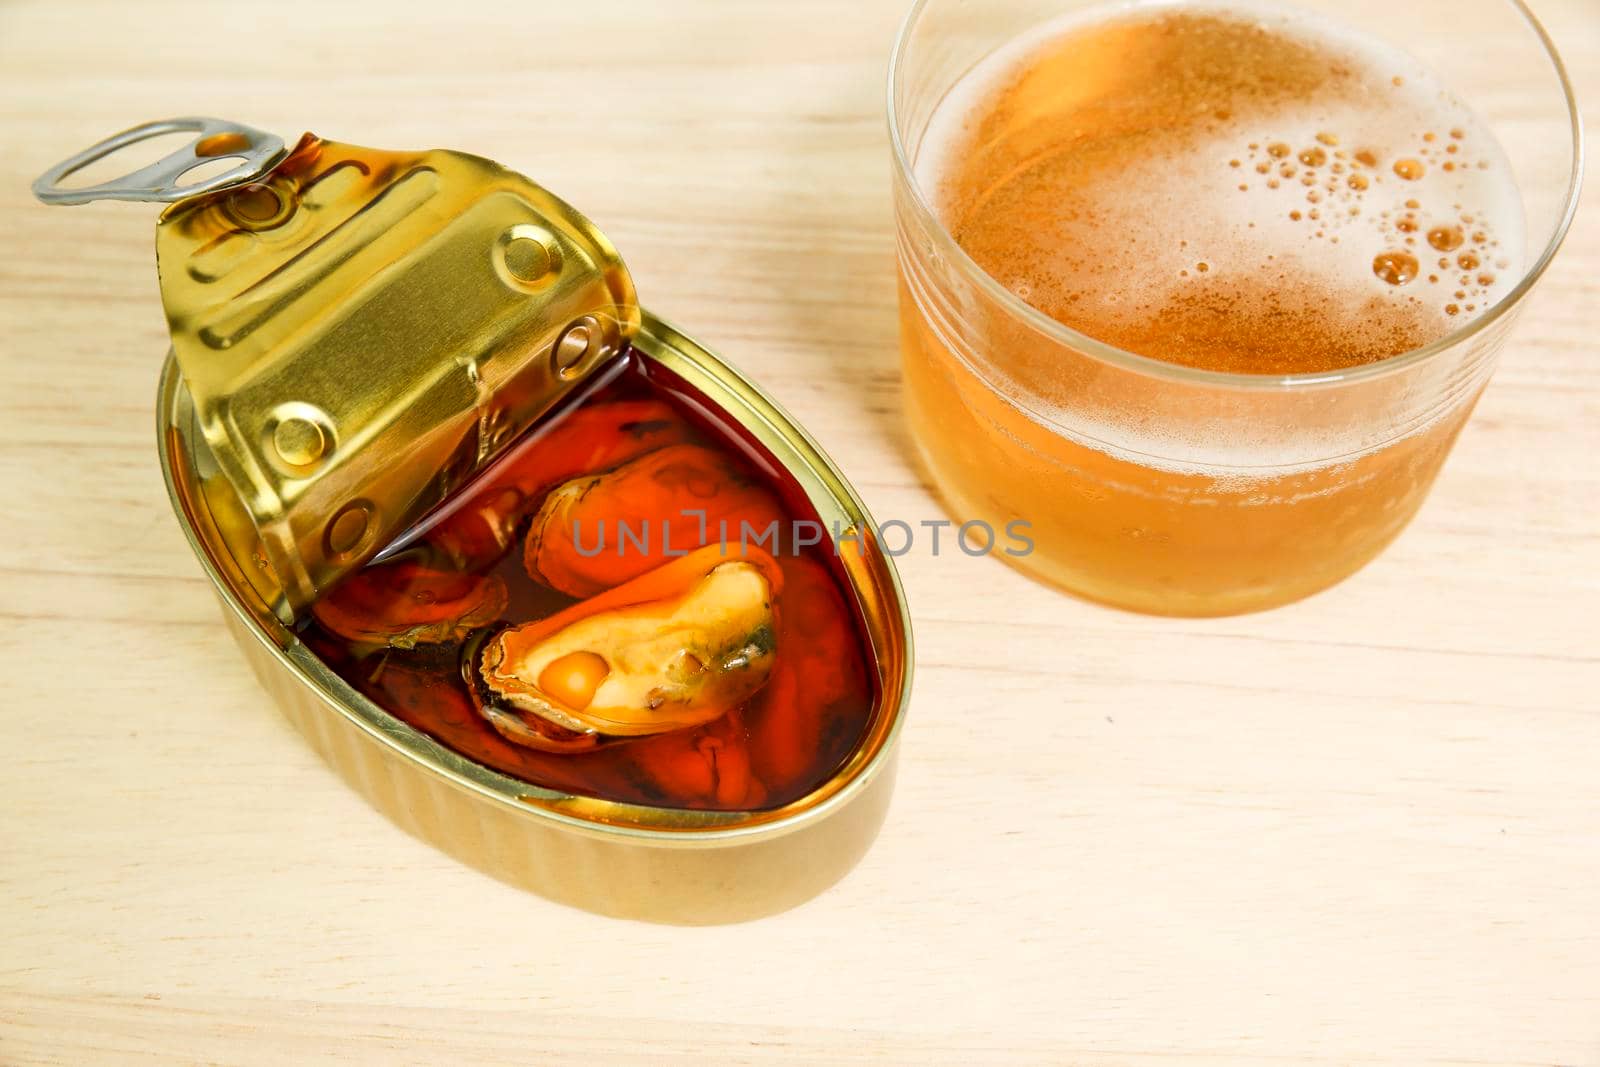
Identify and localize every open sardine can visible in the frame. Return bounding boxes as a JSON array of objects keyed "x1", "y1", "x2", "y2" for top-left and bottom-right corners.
[{"x1": 33, "y1": 118, "x2": 913, "y2": 924}]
